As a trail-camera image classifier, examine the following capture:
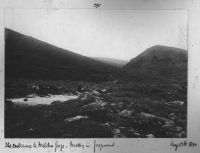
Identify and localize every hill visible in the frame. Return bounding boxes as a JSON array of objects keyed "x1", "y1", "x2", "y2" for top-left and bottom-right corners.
[
  {"x1": 123, "y1": 45, "x2": 187, "y2": 82},
  {"x1": 92, "y1": 57, "x2": 128, "y2": 68},
  {"x1": 5, "y1": 28, "x2": 119, "y2": 82}
]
